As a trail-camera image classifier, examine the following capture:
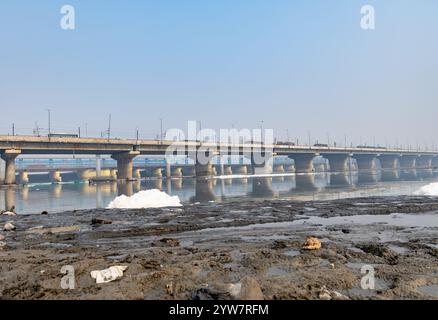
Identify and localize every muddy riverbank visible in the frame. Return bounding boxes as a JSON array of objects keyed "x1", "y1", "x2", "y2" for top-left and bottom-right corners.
[{"x1": 1, "y1": 196, "x2": 437, "y2": 300}]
